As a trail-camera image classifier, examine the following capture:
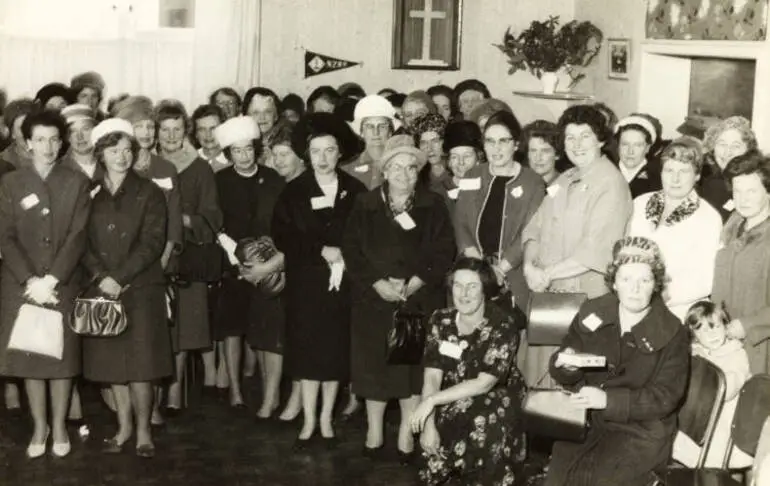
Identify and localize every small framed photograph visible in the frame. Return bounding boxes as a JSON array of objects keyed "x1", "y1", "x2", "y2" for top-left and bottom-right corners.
[{"x1": 608, "y1": 38, "x2": 631, "y2": 80}]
